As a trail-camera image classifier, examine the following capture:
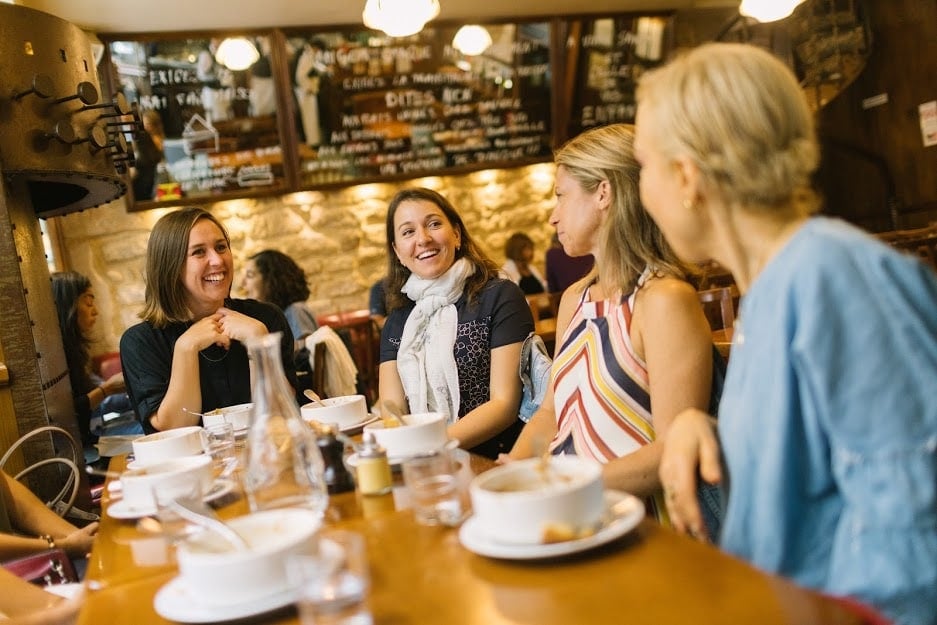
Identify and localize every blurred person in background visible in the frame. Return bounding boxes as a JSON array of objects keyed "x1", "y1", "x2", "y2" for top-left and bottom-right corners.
[
  {"x1": 51, "y1": 271, "x2": 139, "y2": 453},
  {"x1": 545, "y1": 232, "x2": 593, "y2": 294},
  {"x1": 241, "y1": 249, "x2": 318, "y2": 360},
  {"x1": 500, "y1": 232, "x2": 547, "y2": 295}
]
